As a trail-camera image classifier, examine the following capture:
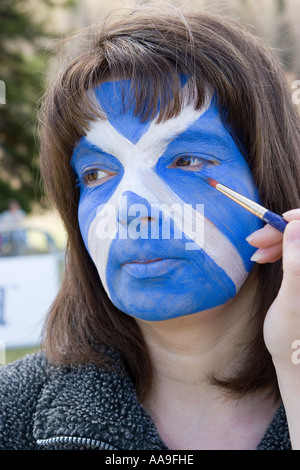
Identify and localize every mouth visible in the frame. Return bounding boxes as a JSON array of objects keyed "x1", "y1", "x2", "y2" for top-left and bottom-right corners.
[
  {"x1": 126, "y1": 258, "x2": 164, "y2": 264},
  {"x1": 122, "y1": 258, "x2": 183, "y2": 279}
]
